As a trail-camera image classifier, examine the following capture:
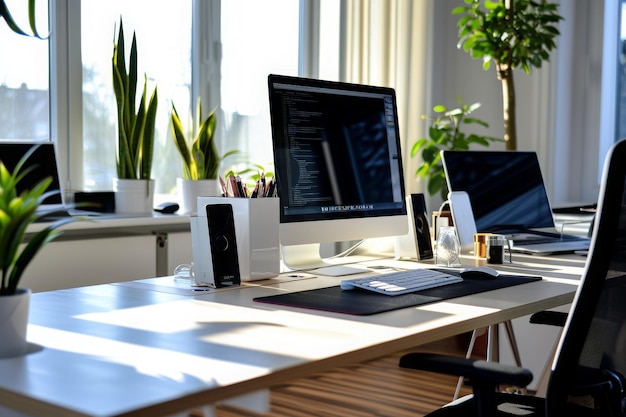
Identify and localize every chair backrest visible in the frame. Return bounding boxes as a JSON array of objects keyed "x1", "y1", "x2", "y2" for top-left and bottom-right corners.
[{"x1": 547, "y1": 138, "x2": 626, "y2": 415}]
